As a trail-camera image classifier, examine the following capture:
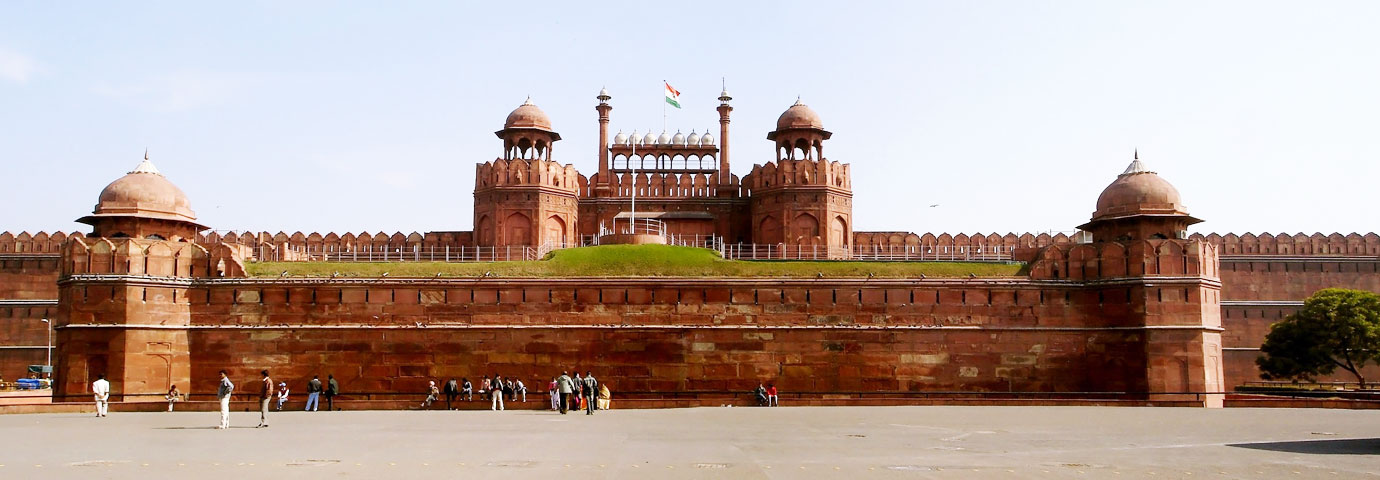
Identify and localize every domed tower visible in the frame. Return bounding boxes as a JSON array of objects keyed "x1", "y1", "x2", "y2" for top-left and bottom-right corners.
[
  {"x1": 473, "y1": 98, "x2": 581, "y2": 250},
  {"x1": 76, "y1": 154, "x2": 208, "y2": 241},
  {"x1": 1078, "y1": 153, "x2": 1201, "y2": 243},
  {"x1": 745, "y1": 99, "x2": 853, "y2": 257}
]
